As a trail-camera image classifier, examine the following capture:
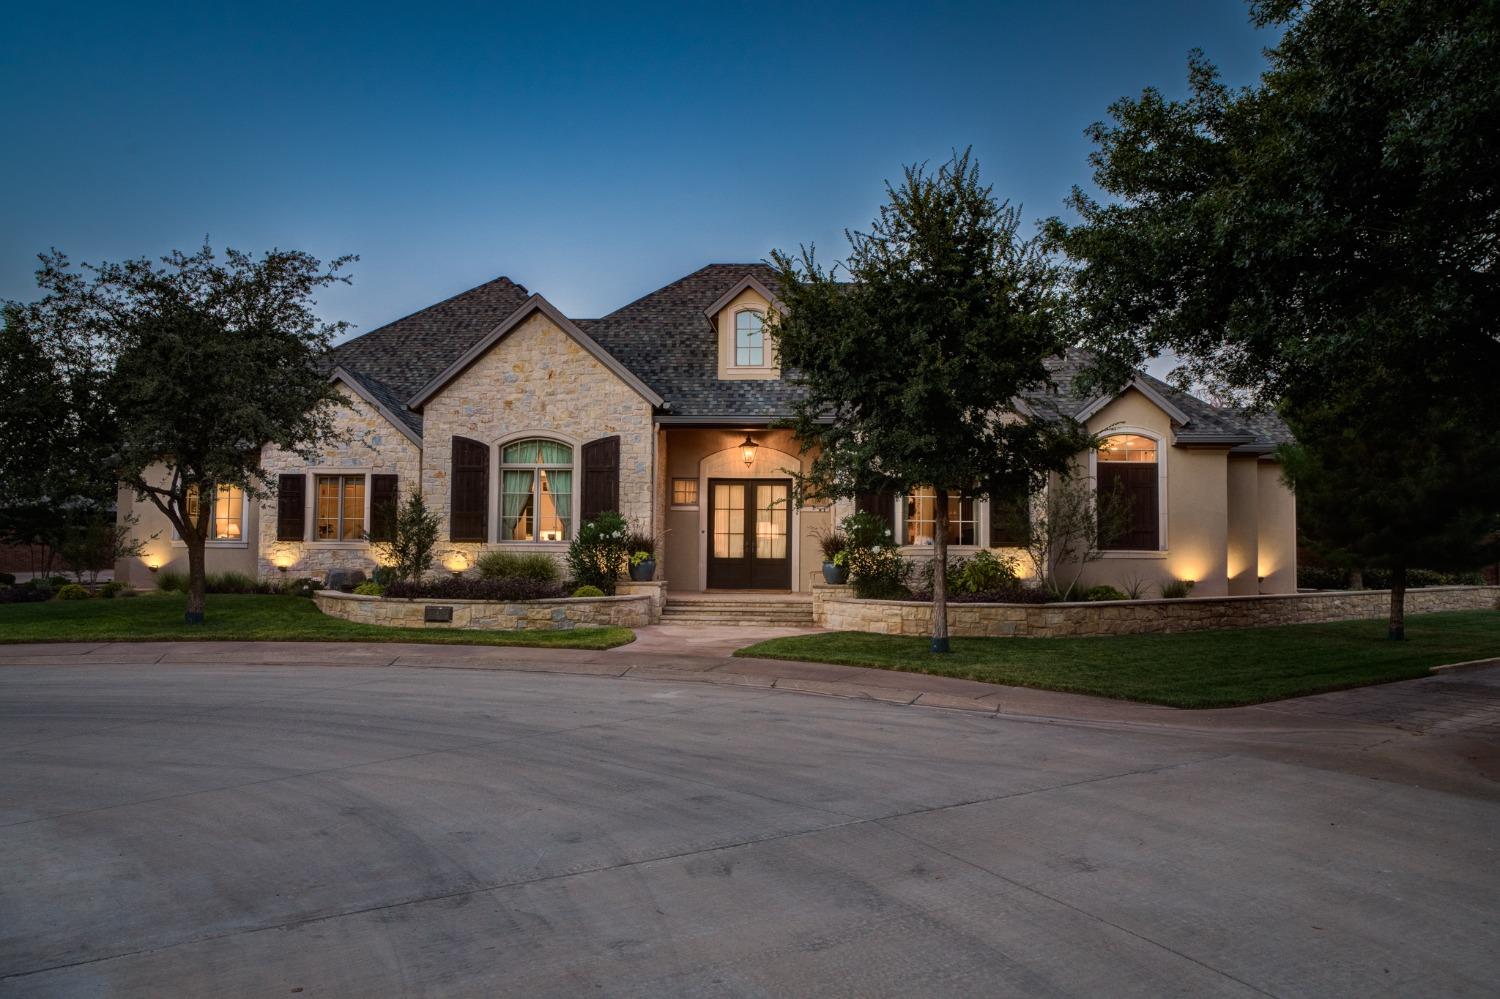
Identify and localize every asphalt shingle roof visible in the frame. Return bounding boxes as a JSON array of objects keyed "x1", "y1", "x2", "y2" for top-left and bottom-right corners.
[{"x1": 328, "y1": 264, "x2": 1289, "y2": 449}]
